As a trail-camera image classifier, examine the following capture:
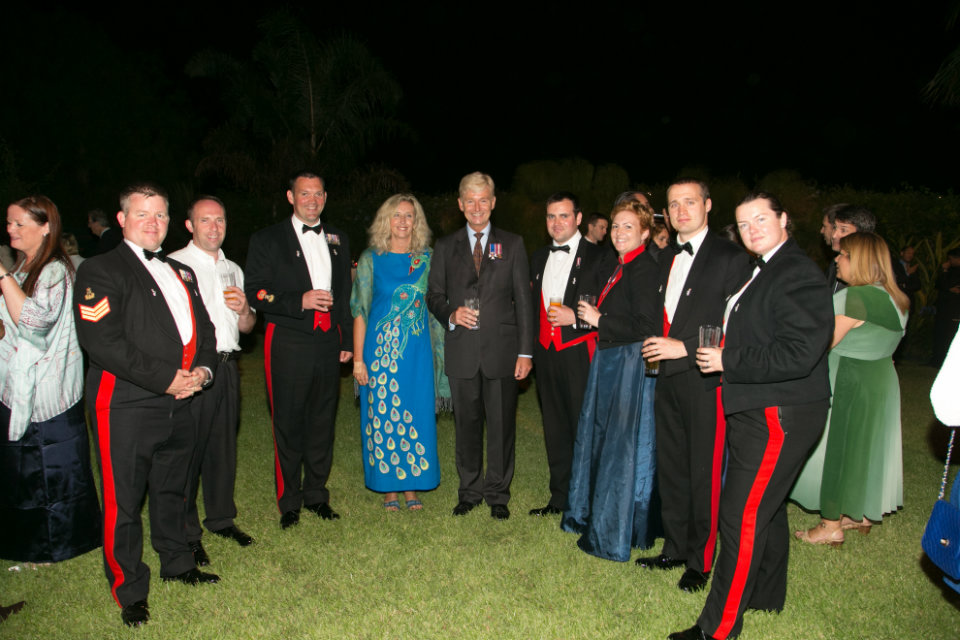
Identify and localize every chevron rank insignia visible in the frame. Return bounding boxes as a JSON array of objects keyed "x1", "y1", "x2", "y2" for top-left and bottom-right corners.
[{"x1": 78, "y1": 298, "x2": 111, "y2": 322}]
